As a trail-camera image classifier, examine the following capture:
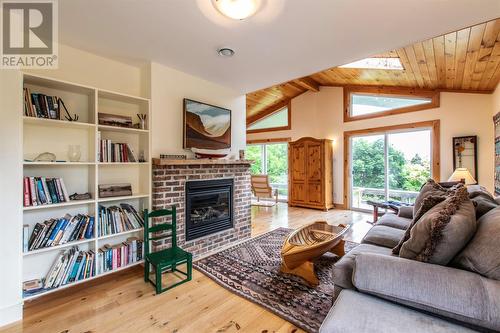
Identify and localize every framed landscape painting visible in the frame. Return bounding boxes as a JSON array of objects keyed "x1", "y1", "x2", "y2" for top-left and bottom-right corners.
[{"x1": 183, "y1": 99, "x2": 231, "y2": 150}]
